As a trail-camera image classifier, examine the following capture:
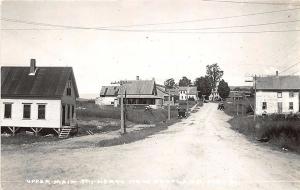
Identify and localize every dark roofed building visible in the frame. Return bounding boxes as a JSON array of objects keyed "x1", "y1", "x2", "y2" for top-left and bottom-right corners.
[
  {"x1": 1, "y1": 59, "x2": 79, "y2": 136},
  {"x1": 118, "y1": 79, "x2": 162, "y2": 105},
  {"x1": 255, "y1": 72, "x2": 300, "y2": 115}
]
